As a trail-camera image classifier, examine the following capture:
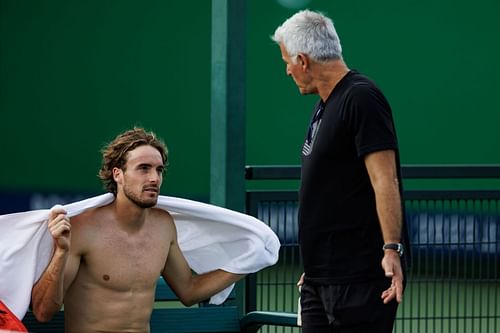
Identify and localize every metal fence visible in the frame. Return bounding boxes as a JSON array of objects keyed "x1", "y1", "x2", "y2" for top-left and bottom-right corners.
[{"x1": 245, "y1": 165, "x2": 500, "y2": 333}]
